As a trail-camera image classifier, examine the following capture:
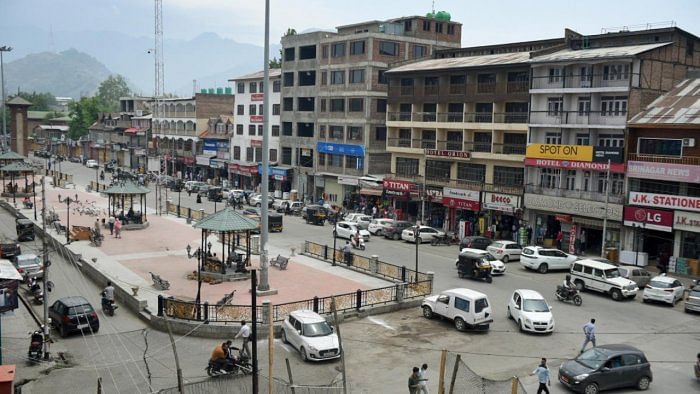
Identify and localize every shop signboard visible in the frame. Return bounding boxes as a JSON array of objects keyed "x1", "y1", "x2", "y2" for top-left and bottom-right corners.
[
  {"x1": 526, "y1": 144, "x2": 593, "y2": 161},
  {"x1": 317, "y1": 142, "x2": 365, "y2": 157},
  {"x1": 623, "y1": 206, "x2": 674, "y2": 232},
  {"x1": 250, "y1": 140, "x2": 262, "y2": 148},
  {"x1": 524, "y1": 193, "x2": 623, "y2": 220},
  {"x1": 251, "y1": 93, "x2": 264, "y2": 102},
  {"x1": 425, "y1": 149, "x2": 470, "y2": 159},
  {"x1": 483, "y1": 192, "x2": 520, "y2": 213},
  {"x1": 443, "y1": 187, "x2": 480, "y2": 202},
  {"x1": 257, "y1": 164, "x2": 287, "y2": 178},
  {"x1": 592, "y1": 147, "x2": 624, "y2": 163},
  {"x1": 569, "y1": 225, "x2": 577, "y2": 254},
  {"x1": 426, "y1": 186, "x2": 443, "y2": 203},
  {"x1": 556, "y1": 214, "x2": 572, "y2": 223},
  {"x1": 674, "y1": 210, "x2": 700, "y2": 232},
  {"x1": 203, "y1": 140, "x2": 219, "y2": 155},
  {"x1": 627, "y1": 161, "x2": 700, "y2": 184},
  {"x1": 524, "y1": 158, "x2": 625, "y2": 173},
  {"x1": 338, "y1": 176, "x2": 359, "y2": 186},
  {"x1": 383, "y1": 179, "x2": 417, "y2": 192},
  {"x1": 629, "y1": 192, "x2": 700, "y2": 213},
  {"x1": 196, "y1": 155, "x2": 212, "y2": 165},
  {"x1": 228, "y1": 163, "x2": 239, "y2": 172},
  {"x1": 250, "y1": 115, "x2": 263, "y2": 123}
]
